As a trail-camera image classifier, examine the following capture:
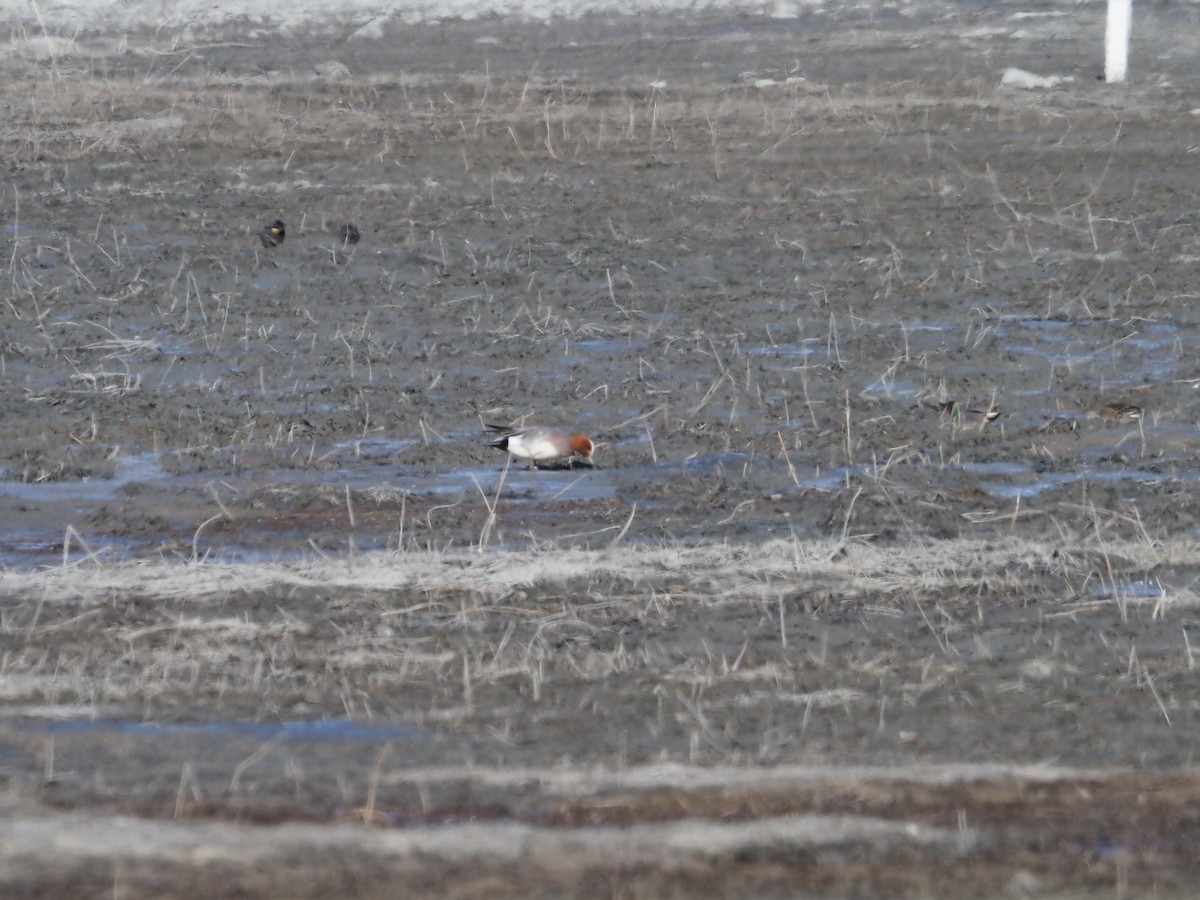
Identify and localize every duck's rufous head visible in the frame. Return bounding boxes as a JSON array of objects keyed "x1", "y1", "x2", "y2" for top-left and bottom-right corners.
[{"x1": 569, "y1": 434, "x2": 594, "y2": 457}]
